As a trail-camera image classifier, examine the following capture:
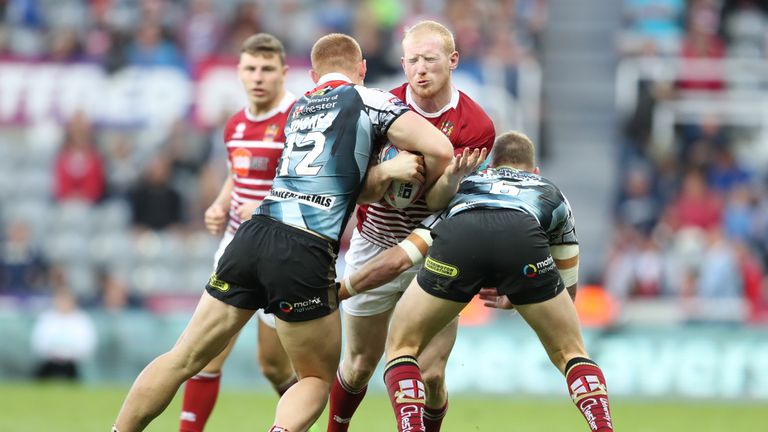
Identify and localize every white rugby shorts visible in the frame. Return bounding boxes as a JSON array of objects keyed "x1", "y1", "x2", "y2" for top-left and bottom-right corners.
[
  {"x1": 341, "y1": 228, "x2": 417, "y2": 316},
  {"x1": 213, "y1": 230, "x2": 277, "y2": 329}
]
